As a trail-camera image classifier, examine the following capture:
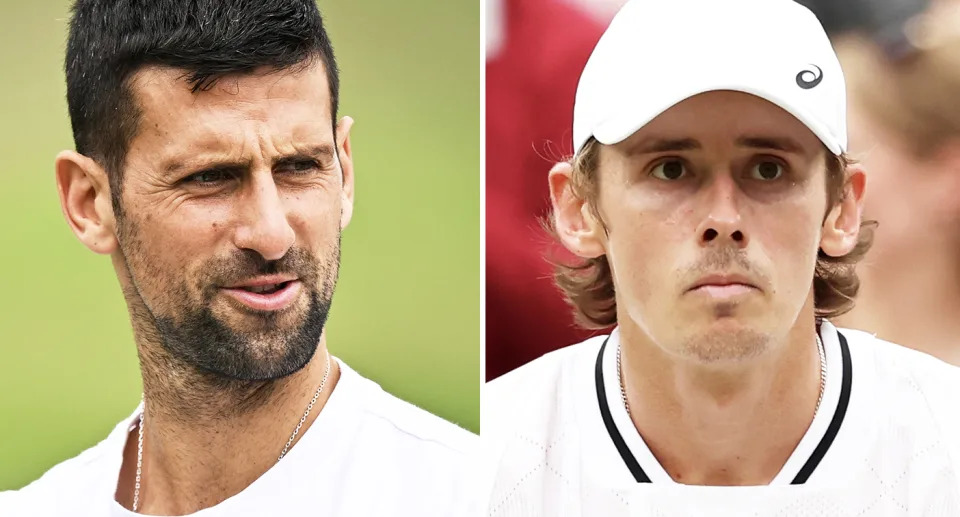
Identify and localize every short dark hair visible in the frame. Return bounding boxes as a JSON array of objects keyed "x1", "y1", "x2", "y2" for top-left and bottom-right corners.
[{"x1": 65, "y1": 0, "x2": 339, "y2": 213}]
